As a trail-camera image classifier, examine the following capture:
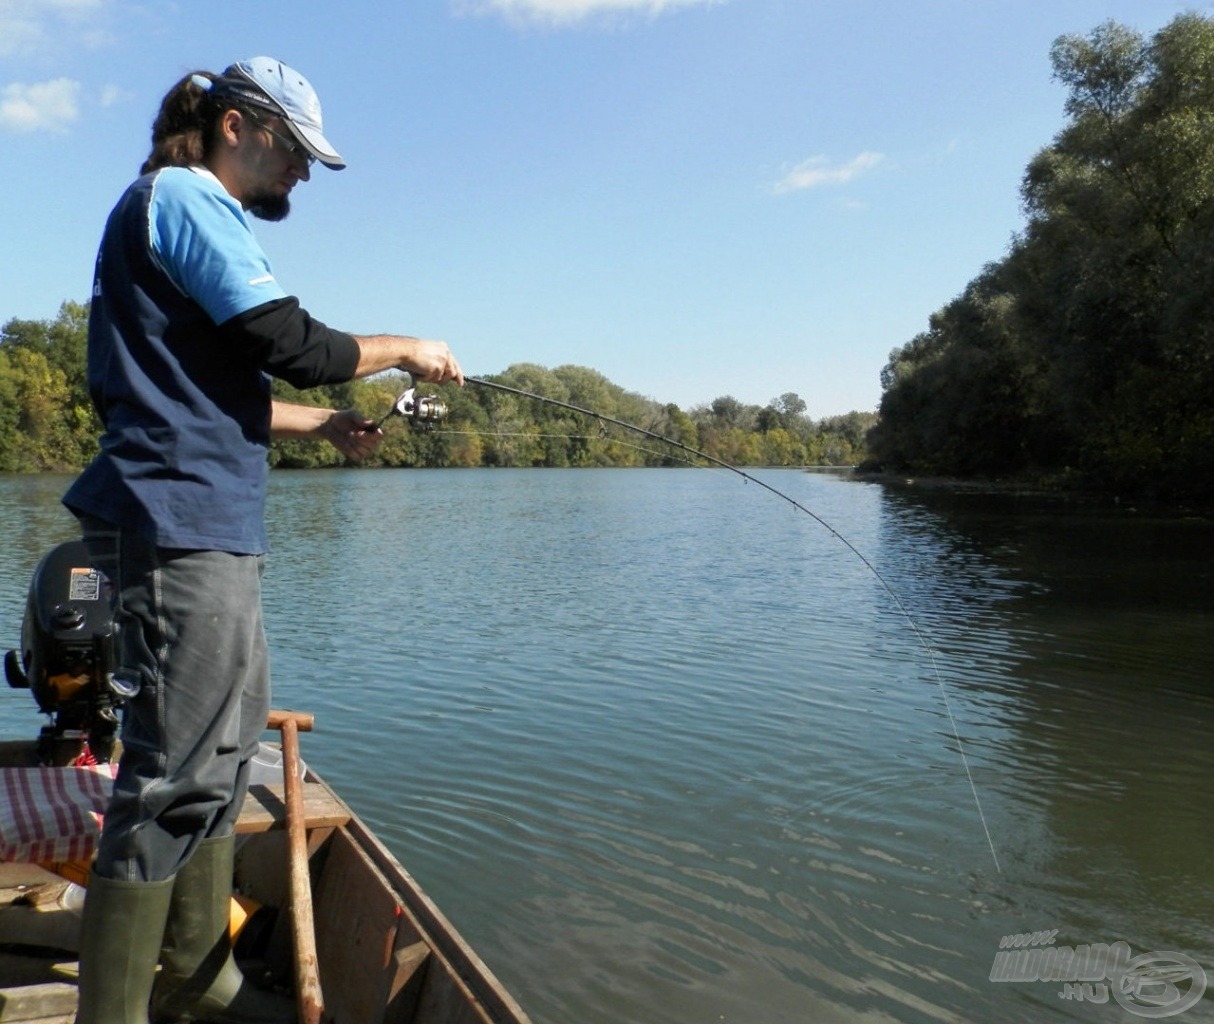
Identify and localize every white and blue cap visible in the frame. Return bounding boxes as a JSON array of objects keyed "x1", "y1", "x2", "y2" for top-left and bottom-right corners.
[{"x1": 211, "y1": 57, "x2": 345, "y2": 170}]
